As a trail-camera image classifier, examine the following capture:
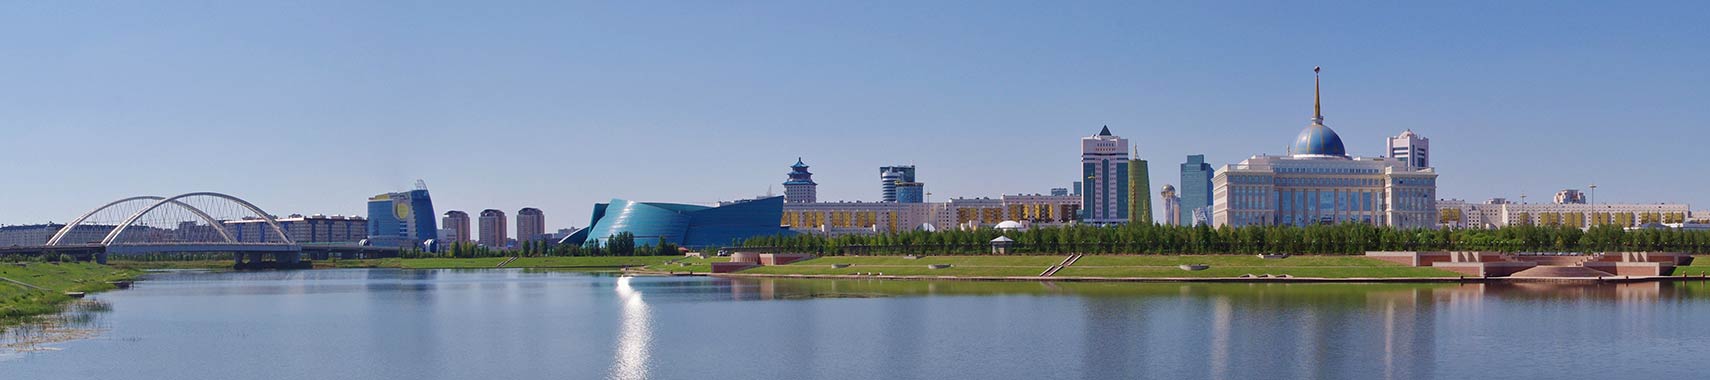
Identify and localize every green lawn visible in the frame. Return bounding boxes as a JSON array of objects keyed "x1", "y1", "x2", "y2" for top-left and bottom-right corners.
[
  {"x1": 1061, "y1": 255, "x2": 1460, "y2": 278},
  {"x1": 739, "y1": 265, "x2": 1049, "y2": 277},
  {"x1": 733, "y1": 254, "x2": 1459, "y2": 279},
  {"x1": 110, "y1": 260, "x2": 236, "y2": 270},
  {"x1": 397, "y1": 257, "x2": 511, "y2": 269},
  {"x1": 505, "y1": 256, "x2": 678, "y2": 269},
  {"x1": 1053, "y1": 266, "x2": 1461, "y2": 278},
  {"x1": 1, "y1": 263, "x2": 138, "y2": 322},
  {"x1": 732, "y1": 255, "x2": 1059, "y2": 277},
  {"x1": 1670, "y1": 256, "x2": 1710, "y2": 276},
  {"x1": 640, "y1": 257, "x2": 729, "y2": 274},
  {"x1": 1071, "y1": 255, "x2": 1396, "y2": 267},
  {"x1": 790, "y1": 255, "x2": 1069, "y2": 267}
]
